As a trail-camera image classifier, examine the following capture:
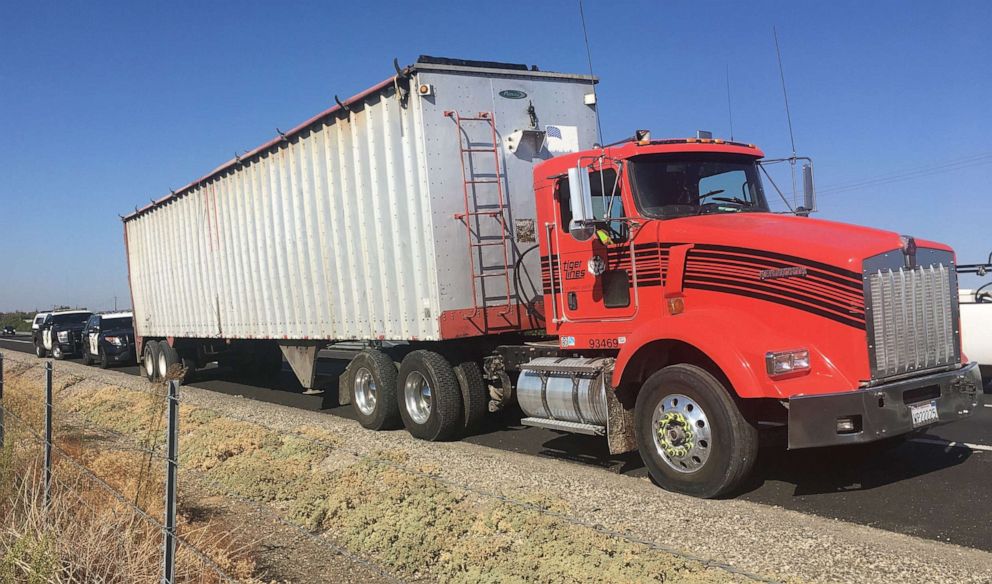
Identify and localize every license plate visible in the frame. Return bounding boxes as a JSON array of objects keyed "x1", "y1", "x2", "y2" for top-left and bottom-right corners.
[{"x1": 909, "y1": 400, "x2": 939, "y2": 428}]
